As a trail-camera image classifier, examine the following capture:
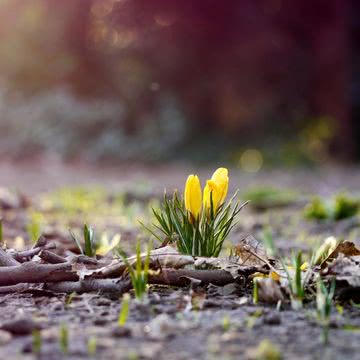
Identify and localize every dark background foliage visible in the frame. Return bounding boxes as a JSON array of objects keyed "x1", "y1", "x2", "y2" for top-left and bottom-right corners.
[{"x1": 0, "y1": 0, "x2": 359, "y2": 165}]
